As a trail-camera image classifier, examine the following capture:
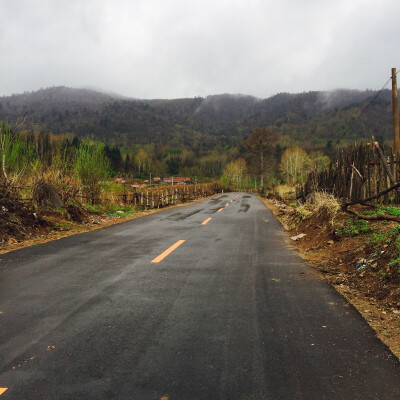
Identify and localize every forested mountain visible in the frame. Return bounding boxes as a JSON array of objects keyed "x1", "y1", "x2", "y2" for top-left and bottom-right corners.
[{"x1": 0, "y1": 86, "x2": 395, "y2": 152}]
